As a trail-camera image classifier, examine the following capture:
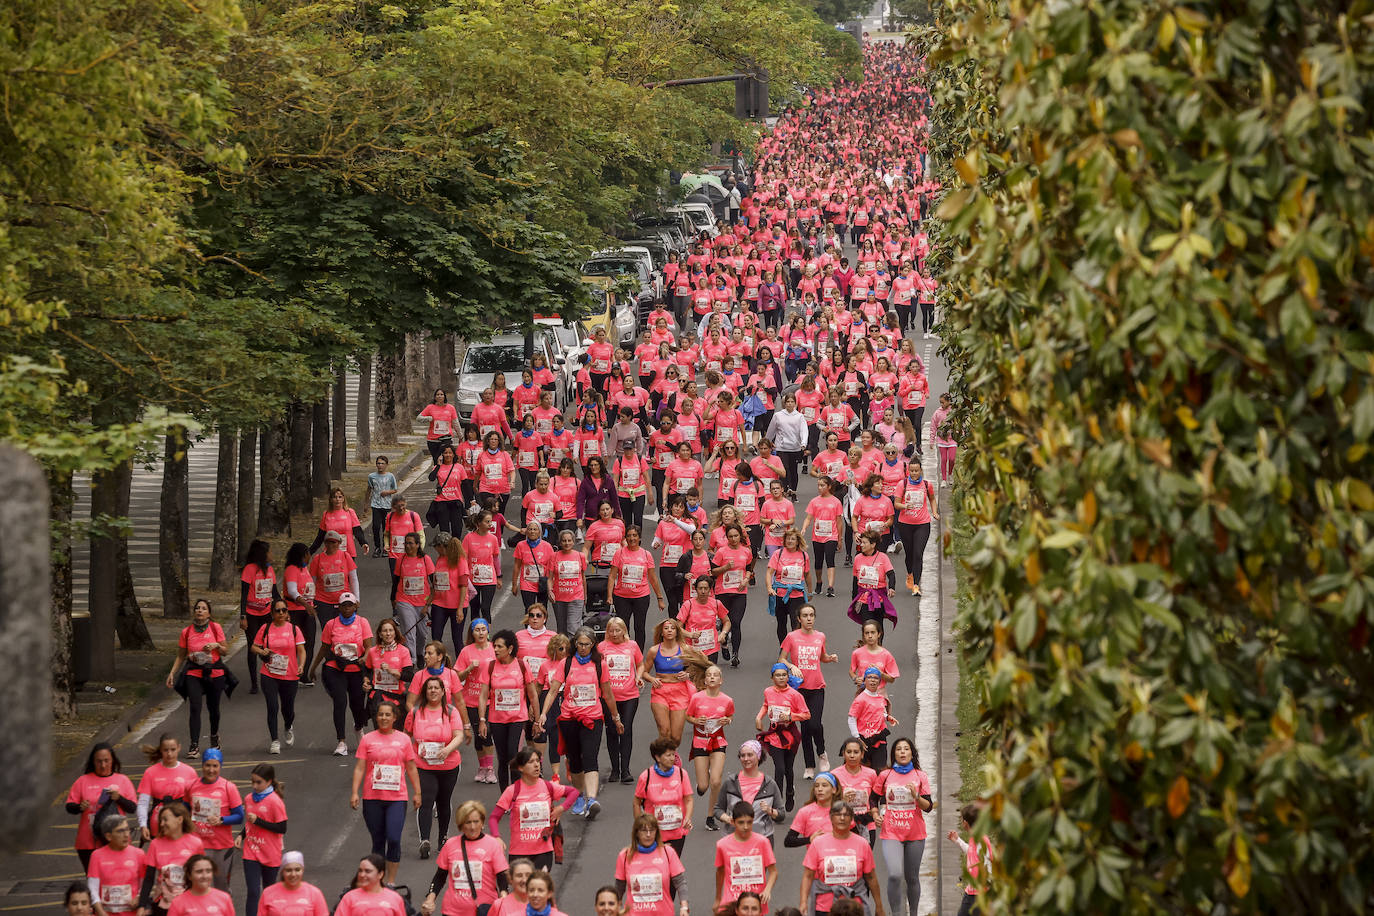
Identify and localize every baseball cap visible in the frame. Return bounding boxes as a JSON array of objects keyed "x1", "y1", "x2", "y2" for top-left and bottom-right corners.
[{"x1": 338, "y1": 592, "x2": 359, "y2": 605}]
